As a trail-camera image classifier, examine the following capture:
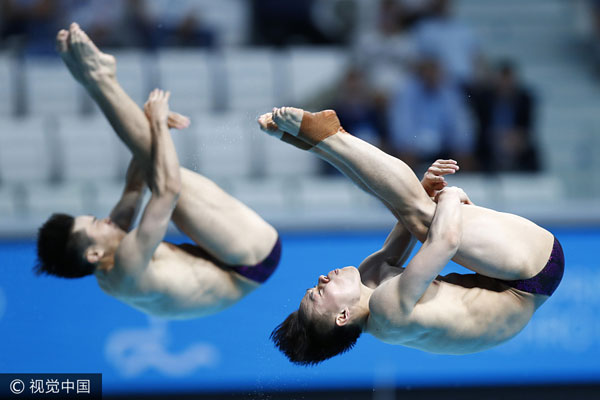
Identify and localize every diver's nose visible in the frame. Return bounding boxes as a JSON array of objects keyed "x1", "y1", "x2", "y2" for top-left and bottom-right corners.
[{"x1": 318, "y1": 275, "x2": 329, "y2": 285}]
